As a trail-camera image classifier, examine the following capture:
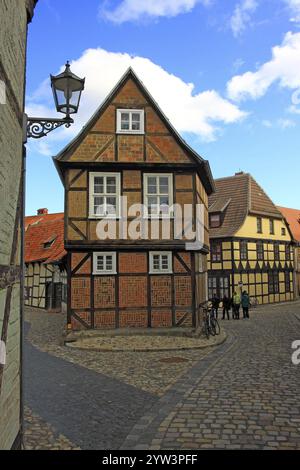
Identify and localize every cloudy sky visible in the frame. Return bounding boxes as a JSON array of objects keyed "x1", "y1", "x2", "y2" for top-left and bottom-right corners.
[{"x1": 26, "y1": 0, "x2": 300, "y2": 214}]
